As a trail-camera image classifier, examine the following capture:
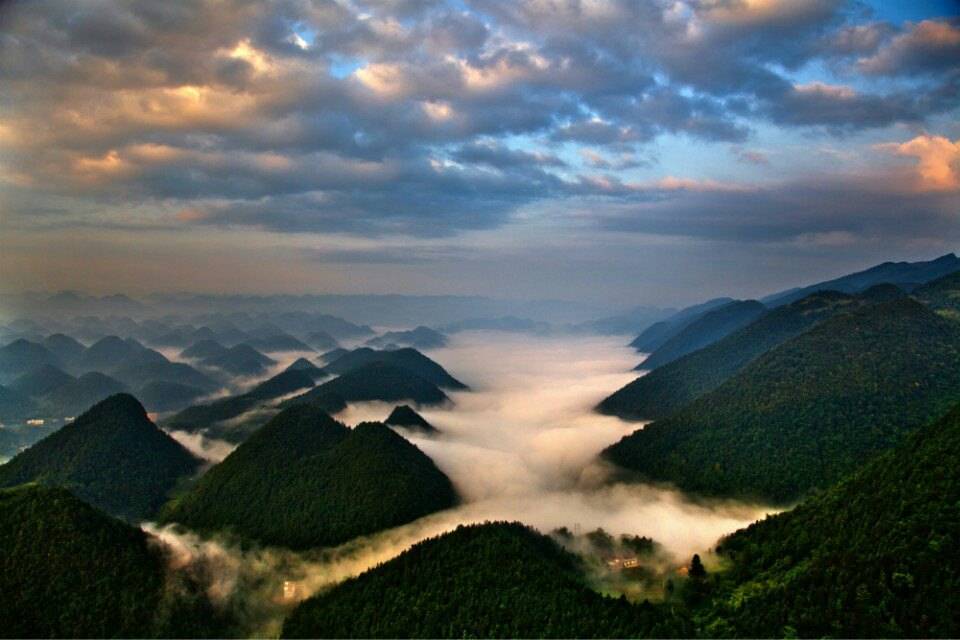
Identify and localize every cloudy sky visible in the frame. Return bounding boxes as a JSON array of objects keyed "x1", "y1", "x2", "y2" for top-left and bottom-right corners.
[{"x1": 0, "y1": 0, "x2": 958, "y2": 306}]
